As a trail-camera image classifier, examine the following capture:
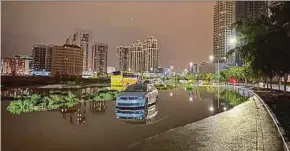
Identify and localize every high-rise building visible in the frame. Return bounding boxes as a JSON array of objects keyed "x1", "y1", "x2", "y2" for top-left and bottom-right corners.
[
  {"x1": 32, "y1": 44, "x2": 54, "y2": 71},
  {"x1": 92, "y1": 43, "x2": 108, "y2": 74},
  {"x1": 116, "y1": 46, "x2": 130, "y2": 71},
  {"x1": 235, "y1": 1, "x2": 268, "y2": 66},
  {"x1": 236, "y1": 1, "x2": 268, "y2": 22},
  {"x1": 65, "y1": 35, "x2": 73, "y2": 45},
  {"x1": 1, "y1": 58, "x2": 29, "y2": 76},
  {"x1": 189, "y1": 63, "x2": 198, "y2": 74},
  {"x1": 269, "y1": 1, "x2": 284, "y2": 8},
  {"x1": 129, "y1": 40, "x2": 143, "y2": 72},
  {"x1": 51, "y1": 44, "x2": 83, "y2": 76},
  {"x1": 14, "y1": 55, "x2": 32, "y2": 74},
  {"x1": 213, "y1": 2, "x2": 235, "y2": 64},
  {"x1": 72, "y1": 29, "x2": 93, "y2": 73},
  {"x1": 199, "y1": 62, "x2": 215, "y2": 74},
  {"x1": 143, "y1": 36, "x2": 159, "y2": 72}
]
